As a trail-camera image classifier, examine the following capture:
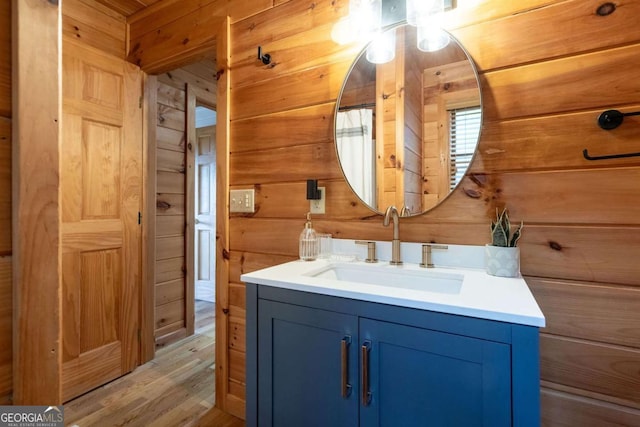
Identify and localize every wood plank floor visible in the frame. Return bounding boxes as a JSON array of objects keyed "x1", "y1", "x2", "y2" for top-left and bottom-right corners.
[{"x1": 65, "y1": 301, "x2": 244, "y2": 427}]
